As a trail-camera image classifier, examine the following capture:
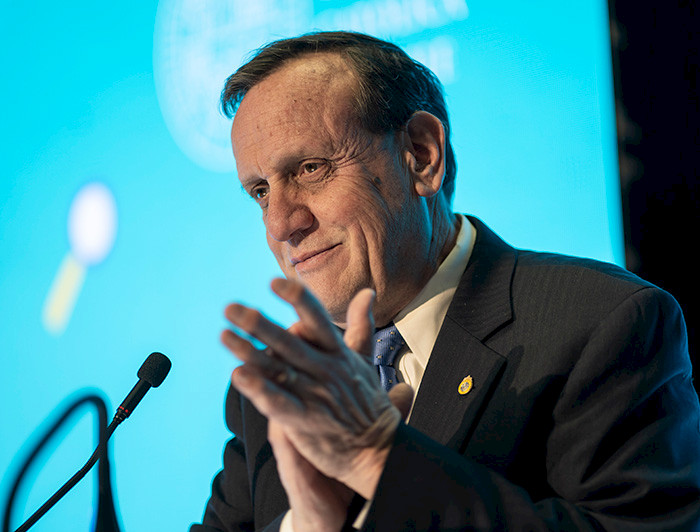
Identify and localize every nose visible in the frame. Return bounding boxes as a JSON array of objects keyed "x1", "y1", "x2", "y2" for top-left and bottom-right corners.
[{"x1": 264, "y1": 188, "x2": 314, "y2": 243}]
